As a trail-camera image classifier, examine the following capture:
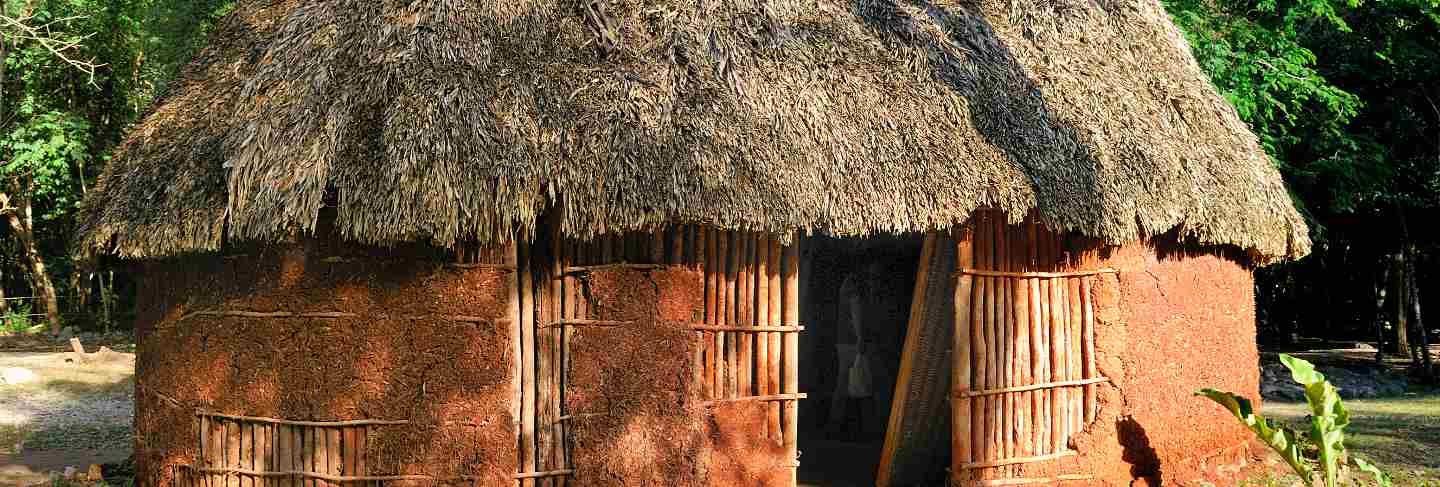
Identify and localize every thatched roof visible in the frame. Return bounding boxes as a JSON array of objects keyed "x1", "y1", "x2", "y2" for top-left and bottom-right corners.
[{"x1": 79, "y1": 0, "x2": 1310, "y2": 263}]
